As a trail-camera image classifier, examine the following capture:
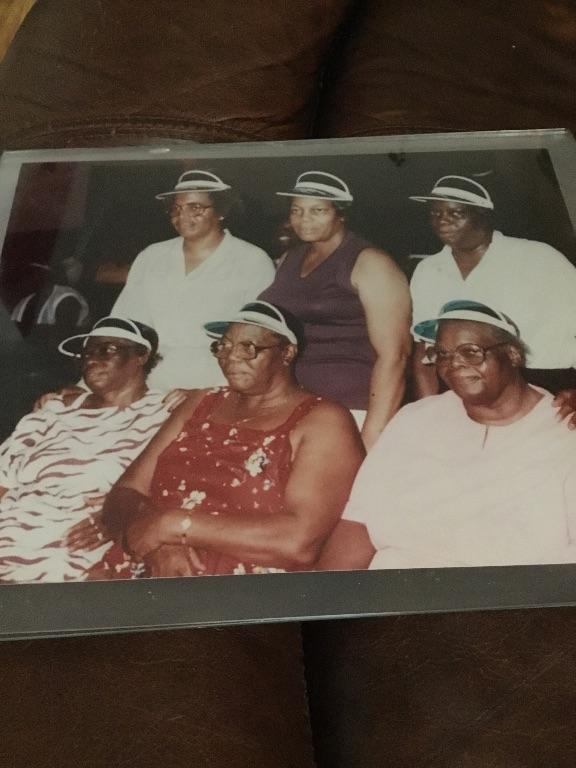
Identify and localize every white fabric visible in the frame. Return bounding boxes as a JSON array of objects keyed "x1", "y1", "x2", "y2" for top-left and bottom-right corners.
[
  {"x1": 350, "y1": 409, "x2": 367, "y2": 430},
  {"x1": 343, "y1": 389, "x2": 576, "y2": 569},
  {"x1": 0, "y1": 391, "x2": 169, "y2": 583},
  {"x1": 11, "y1": 285, "x2": 89, "y2": 326},
  {"x1": 112, "y1": 230, "x2": 275, "y2": 390},
  {"x1": 410, "y1": 231, "x2": 576, "y2": 368}
]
